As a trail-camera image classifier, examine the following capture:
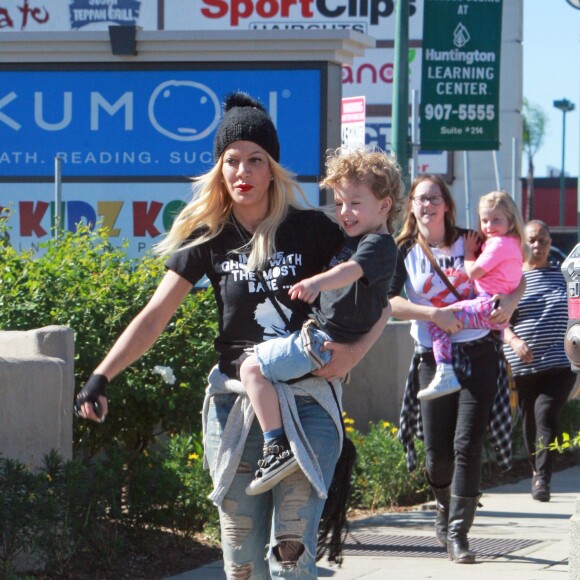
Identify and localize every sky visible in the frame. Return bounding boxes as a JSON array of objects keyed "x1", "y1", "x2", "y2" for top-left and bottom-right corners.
[{"x1": 523, "y1": 0, "x2": 580, "y2": 178}]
